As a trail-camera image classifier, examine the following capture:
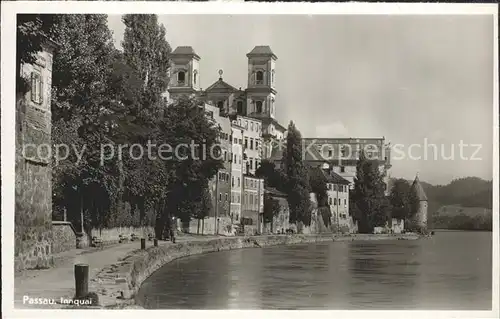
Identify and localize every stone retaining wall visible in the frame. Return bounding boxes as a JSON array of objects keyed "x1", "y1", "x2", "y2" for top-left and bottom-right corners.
[
  {"x1": 52, "y1": 221, "x2": 77, "y2": 254},
  {"x1": 91, "y1": 233, "x2": 420, "y2": 309},
  {"x1": 90, "y1": 227, "x2": 155, "y2": 245},
  {"x1": 92, "y1": 235, "x2": 334, "y2": 308}
]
